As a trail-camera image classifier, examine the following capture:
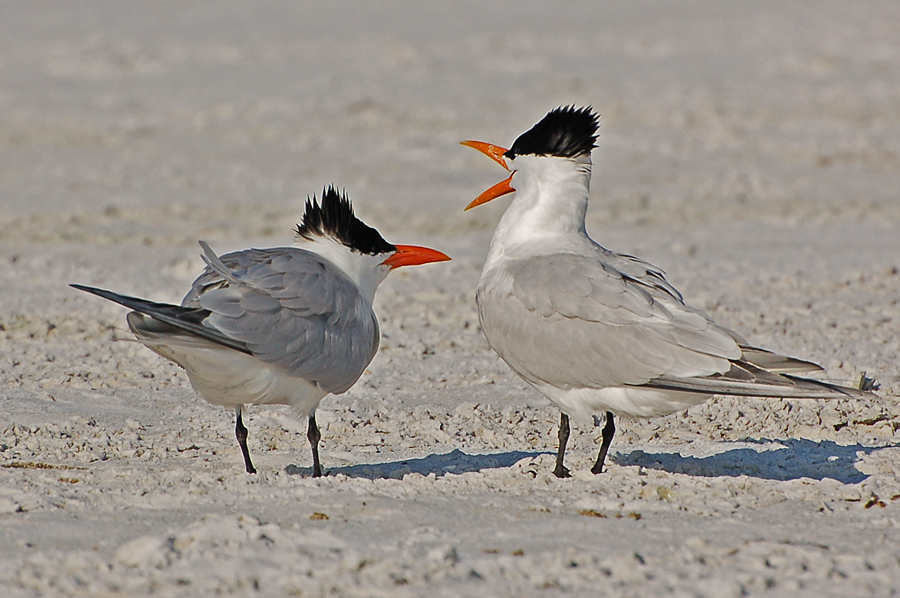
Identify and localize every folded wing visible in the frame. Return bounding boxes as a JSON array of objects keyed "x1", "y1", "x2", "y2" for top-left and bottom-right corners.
[{"x1": 477, "y1": 252, "x2": 865, "y2": 399}]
